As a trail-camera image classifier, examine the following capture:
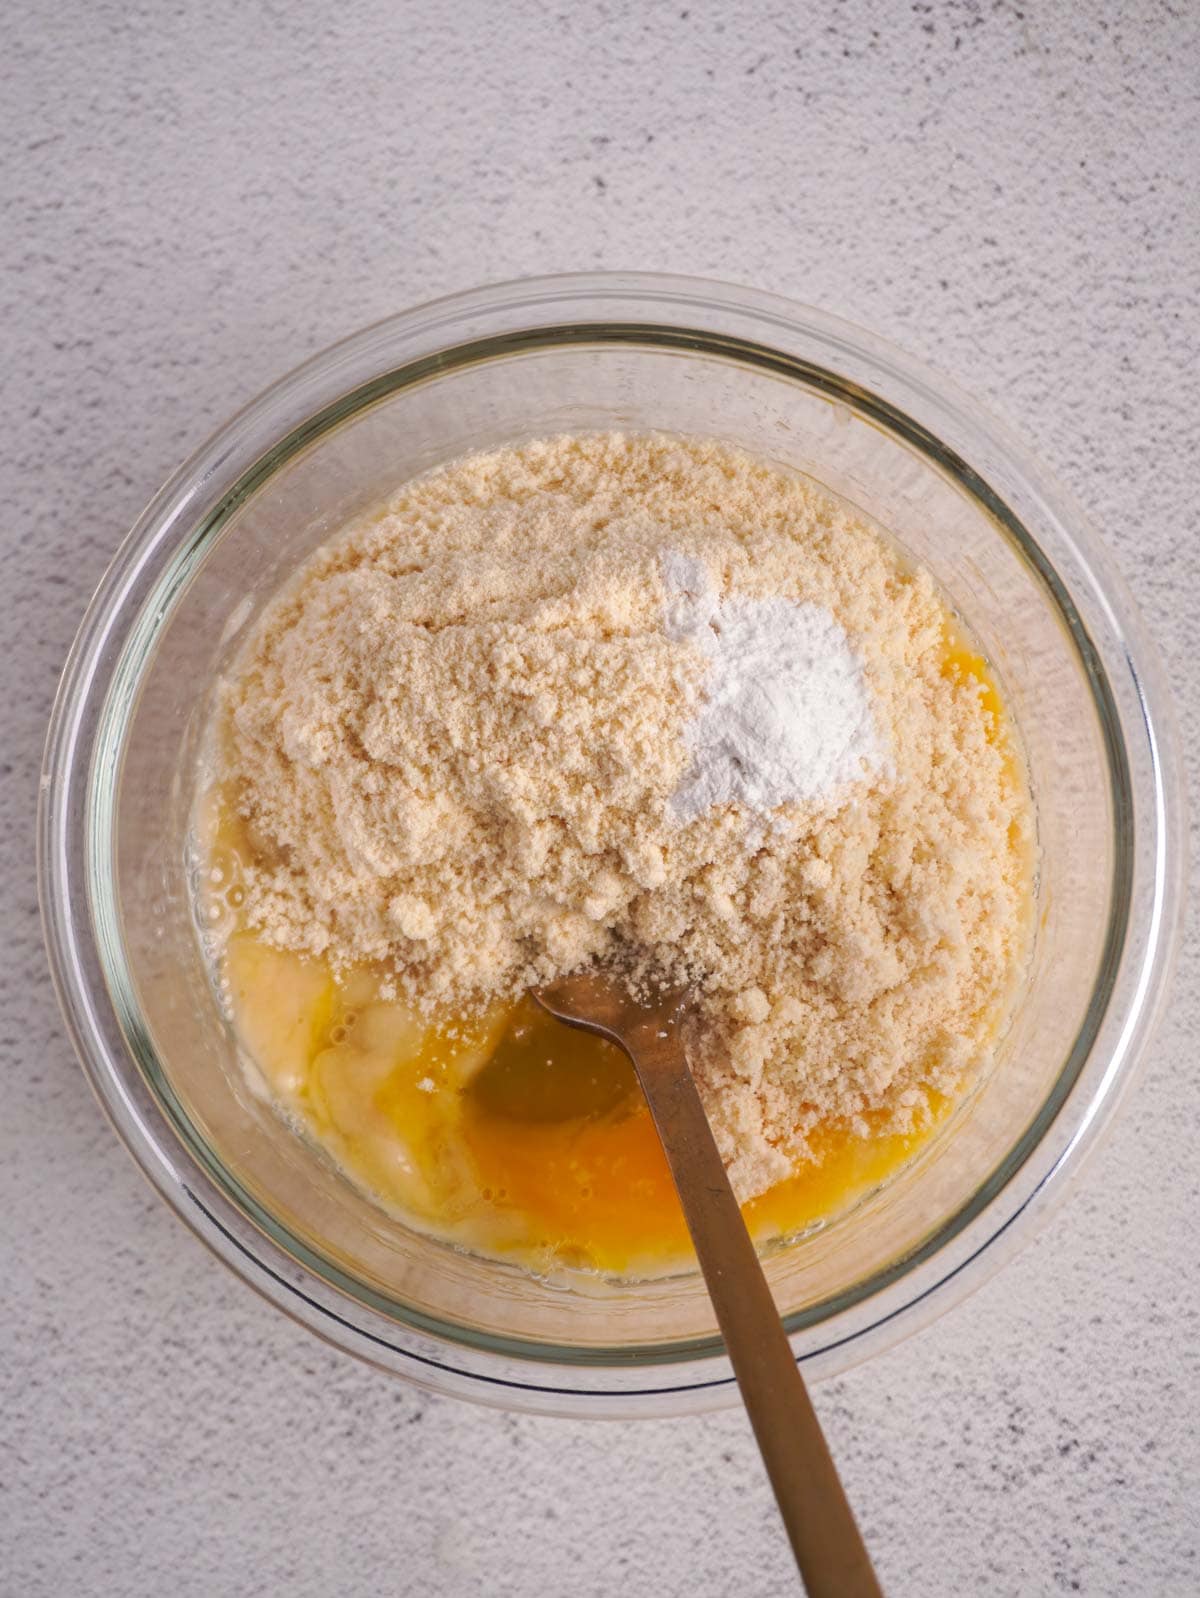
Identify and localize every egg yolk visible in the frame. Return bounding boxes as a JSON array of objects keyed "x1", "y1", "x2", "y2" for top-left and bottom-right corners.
[{"x1": 219, "y1": 936, "x2": 951, "y2": 1277}]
